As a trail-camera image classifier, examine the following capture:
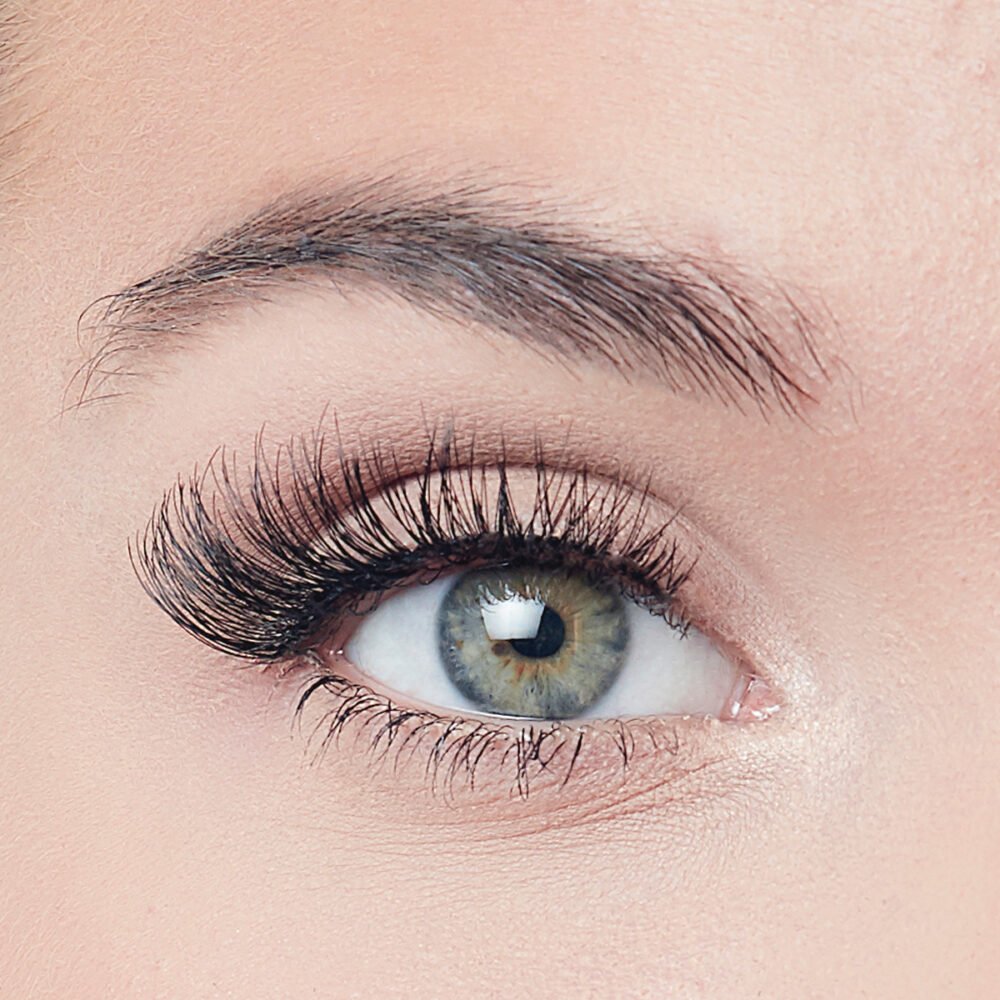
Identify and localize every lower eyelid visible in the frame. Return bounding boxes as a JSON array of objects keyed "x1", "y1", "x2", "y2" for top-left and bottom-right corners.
[
  {"x1": 283, "y1": 673, "x2": 784, "y2": 838},
  {"x1": 138, "y1": 426, "x2": 792, "y2": 818},
  {"x1": 283, "y1": 652, "x2": 779, "y2": 809}
]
